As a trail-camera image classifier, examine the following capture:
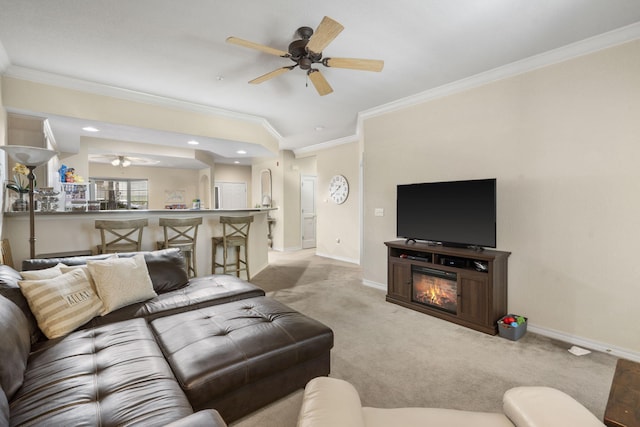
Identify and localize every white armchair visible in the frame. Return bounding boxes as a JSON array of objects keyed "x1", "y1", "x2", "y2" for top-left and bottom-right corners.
[{"x1": 297, "y1": 377, "x2": 605, "y2": 427}]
